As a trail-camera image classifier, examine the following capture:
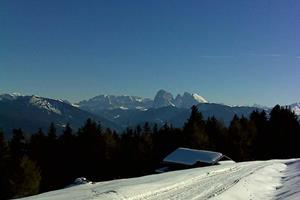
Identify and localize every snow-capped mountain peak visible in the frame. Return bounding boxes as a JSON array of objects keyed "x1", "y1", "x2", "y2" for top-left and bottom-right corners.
[{"x1": 173, "y1": 92, "x2": 207, "y2": 108}]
